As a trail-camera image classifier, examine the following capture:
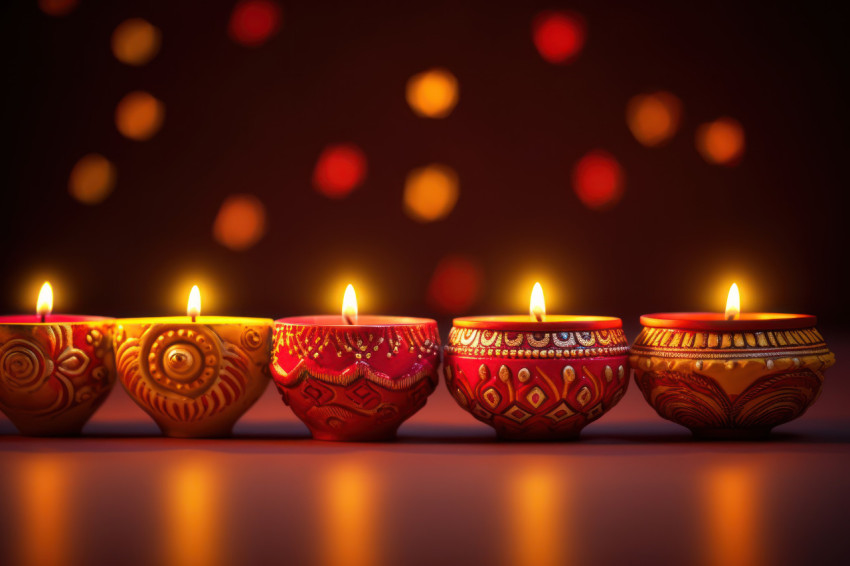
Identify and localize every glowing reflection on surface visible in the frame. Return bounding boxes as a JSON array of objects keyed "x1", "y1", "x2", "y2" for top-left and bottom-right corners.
[
  {"x1": 15, "y1": 454, "x2": 71, "y2": 566},
  {"x1": 163, "y1": 457, "x2": 223, "y2": 566},
  {"x1": 507, "y1": 462, "x2": 572, "y2": 566},
  {"x1": 702, "y1": 465, "x2": 764, "y2": 566},
  {"x1": 322, "y1": 462, "x2": 379, "y2": 566}
]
